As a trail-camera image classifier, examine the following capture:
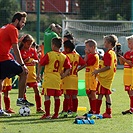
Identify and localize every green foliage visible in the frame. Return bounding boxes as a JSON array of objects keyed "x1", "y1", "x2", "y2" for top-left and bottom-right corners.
[
  {"x1": 0, "y1": 0, "x2": 20, "y2": 26},
  {"x1": 78, "y1": 0, "x2": 131, "y2": 20},
  {"x1": 0, "y1": 69, "x2": 132, "y2": 133},
  {"x1": 25, "y1": 14, "x2": 62, "y2": 32}
]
